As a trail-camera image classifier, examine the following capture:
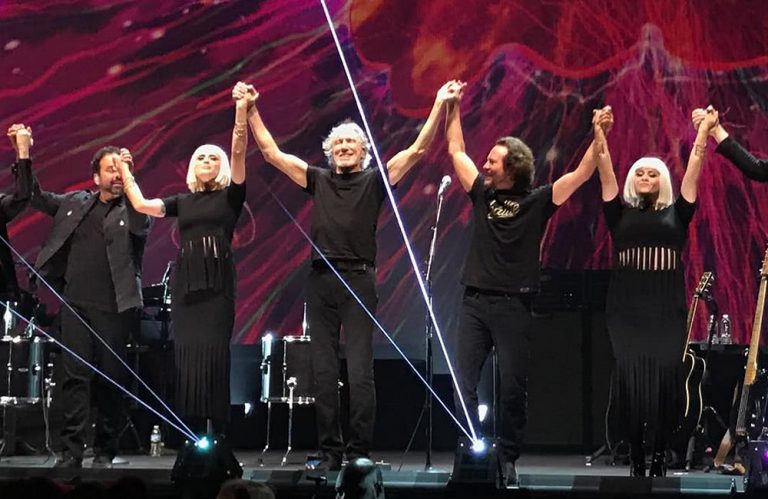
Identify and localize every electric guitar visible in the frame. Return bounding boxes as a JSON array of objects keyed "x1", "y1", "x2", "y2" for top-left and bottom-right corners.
[
  {"x1": 714, "y1": 245, "x2": 768, "y2": 471},
  {"x1": 679, "y1": 271, "x2": 715, "y2": 437}
]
